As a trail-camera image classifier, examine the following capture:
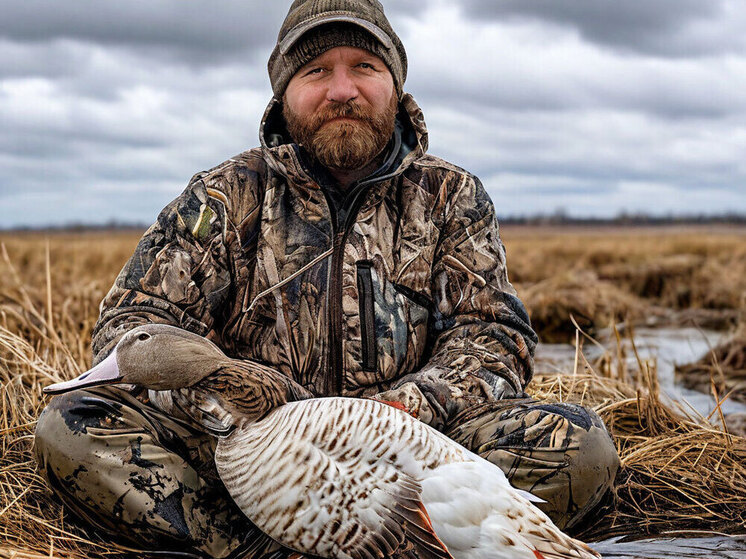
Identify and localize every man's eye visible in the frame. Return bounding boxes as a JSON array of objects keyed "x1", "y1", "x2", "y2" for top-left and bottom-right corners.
[
  {"x1": 359, "y1": 62, "x2": 375, "y2": 70},
  {"x1": 305, "y1": 68, "x2": 323, "y2": 76}
]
